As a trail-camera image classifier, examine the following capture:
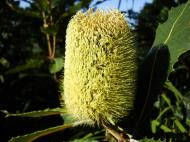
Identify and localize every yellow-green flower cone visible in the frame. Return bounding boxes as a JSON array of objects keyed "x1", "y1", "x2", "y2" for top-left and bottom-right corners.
[{"x1": 62, "y1": 9, "x2": 137, "y2": 125}]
